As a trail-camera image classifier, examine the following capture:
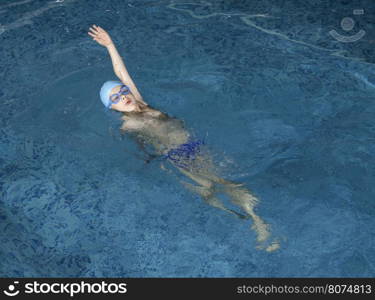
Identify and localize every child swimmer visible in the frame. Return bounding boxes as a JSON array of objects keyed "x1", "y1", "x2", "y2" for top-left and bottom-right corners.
[{"x1": 88, "y1": 25, "x2": 279, "y2": 252}]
